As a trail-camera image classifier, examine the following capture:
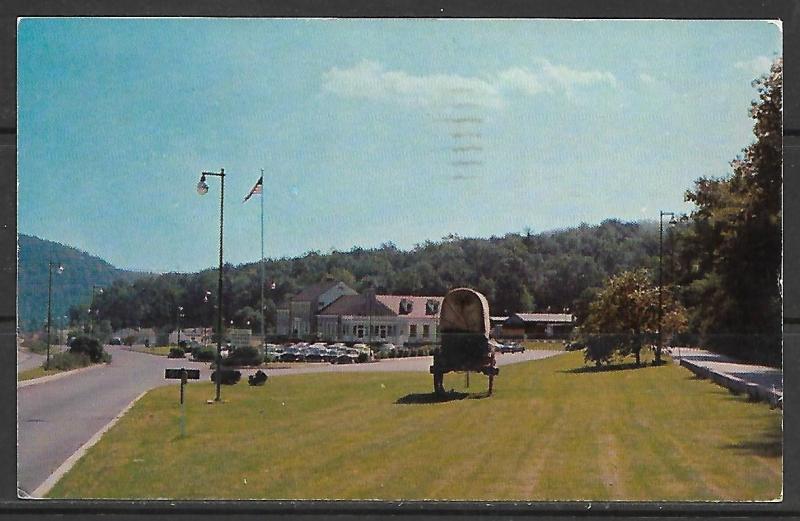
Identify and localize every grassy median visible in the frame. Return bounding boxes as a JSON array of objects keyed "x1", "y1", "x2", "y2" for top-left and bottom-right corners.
[
  {"x1": 17, "y1": 366, "x2": 62, "y2": 381},
  {"x1": 48, "y1": 352, "x2": 781, "y2": 501}
]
